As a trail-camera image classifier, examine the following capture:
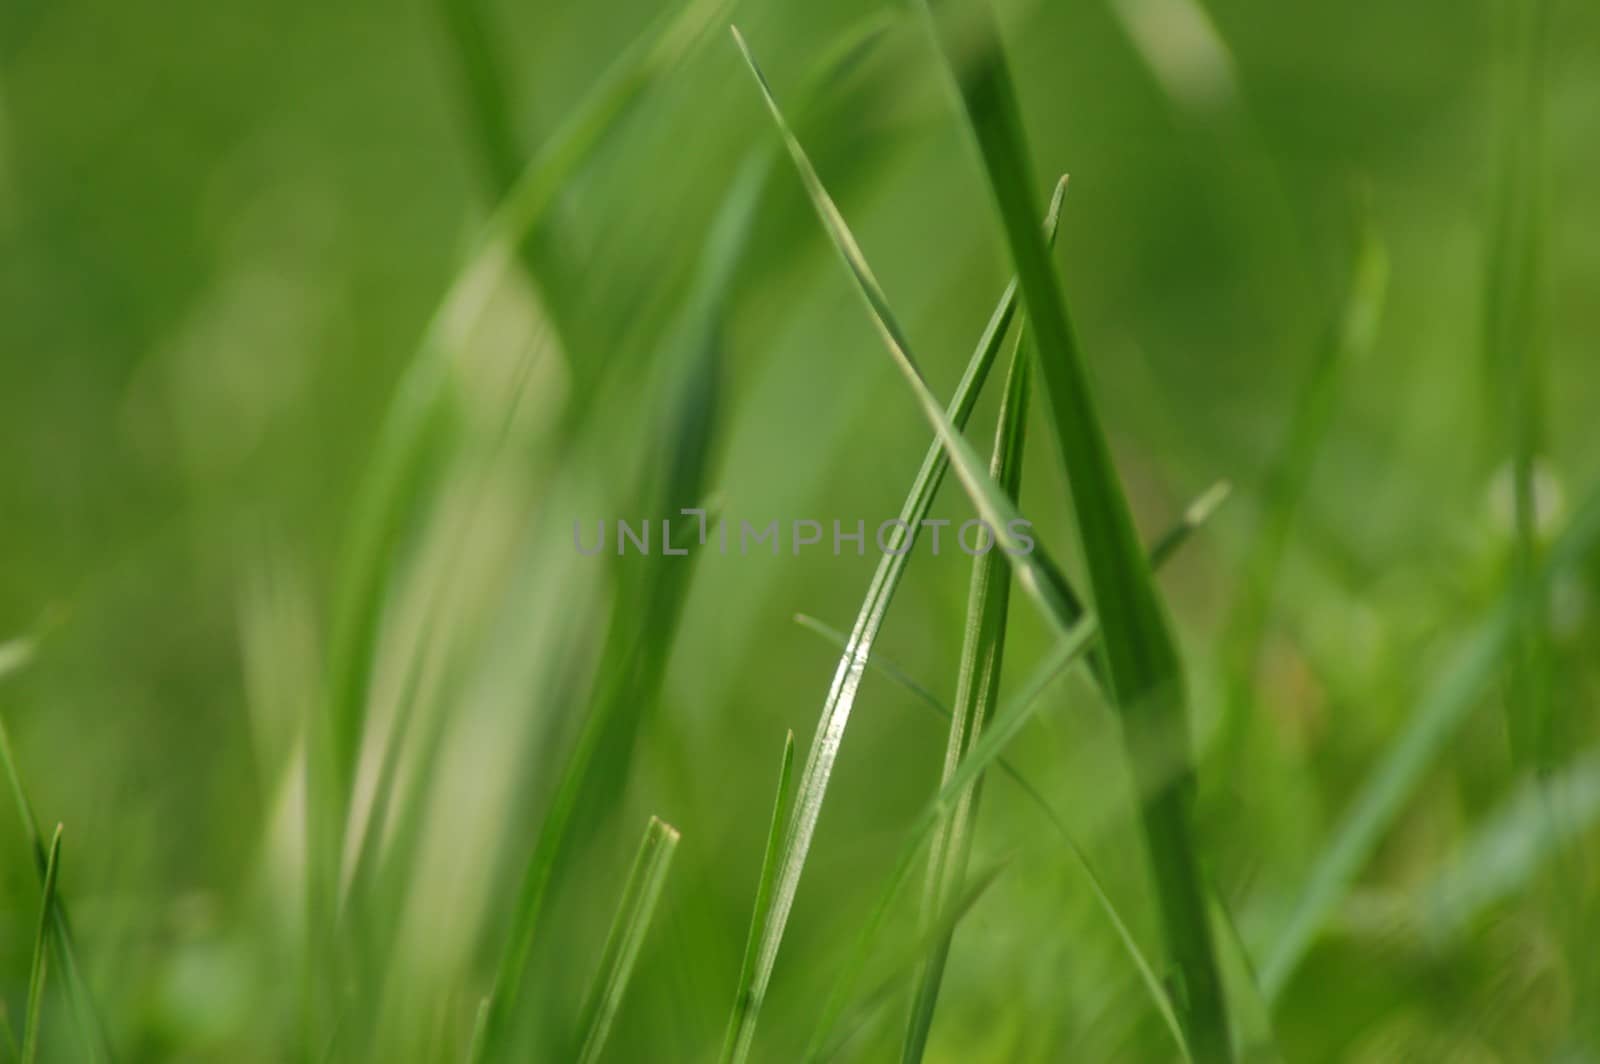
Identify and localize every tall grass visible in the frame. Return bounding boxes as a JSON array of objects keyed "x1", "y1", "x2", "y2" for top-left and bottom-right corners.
[
  {"x1": 912, "y1": 2, "x2": 1229, "y2": 1055},
  {"x1": 8, "y1": 1, "x2": 1600, "y2": 1061},
  {"x1": 717, "y1": 58, "x2": 1070, "y2": 1056}
]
